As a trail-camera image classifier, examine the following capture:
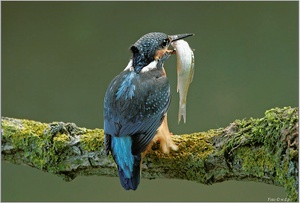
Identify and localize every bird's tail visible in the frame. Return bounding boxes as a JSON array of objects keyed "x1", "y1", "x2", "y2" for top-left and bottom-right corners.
[
  {"x1": 117, "y1": 154, "x2": 141, "y2": 190},
  {"x1": 111, "y1": 136, "x2": 141, "y2": 190}
]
